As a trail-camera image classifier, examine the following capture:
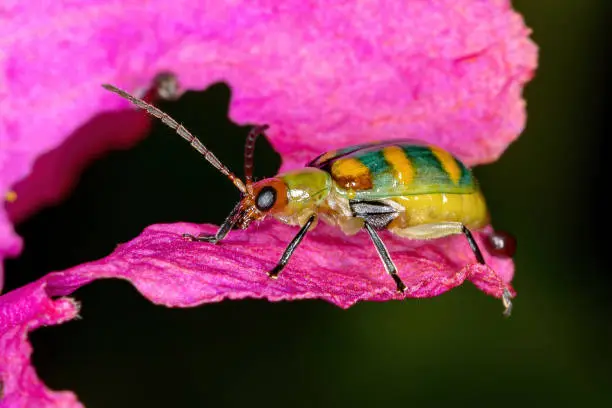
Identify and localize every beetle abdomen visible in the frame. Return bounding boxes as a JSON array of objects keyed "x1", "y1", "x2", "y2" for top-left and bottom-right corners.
[{"x1": 387, "y1": 192, "x2": 489, "y2": 231}]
